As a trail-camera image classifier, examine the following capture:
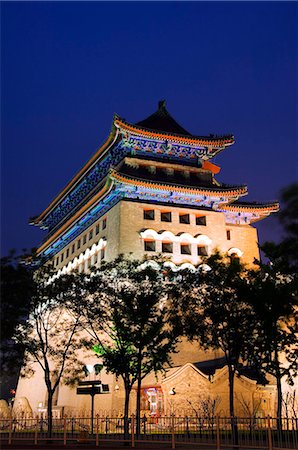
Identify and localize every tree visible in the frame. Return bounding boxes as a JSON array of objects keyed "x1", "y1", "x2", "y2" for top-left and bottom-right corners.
[
  {"x1": 14, "y1": 269, "x2": 84, "y2": 437},
  {"x1": 245, "y1": 262, "x2": 298, "y2": 426},
  {"x1": 253, "y1": 183, "x2": 298, "y2": 426},
  {"x1": 78, "y1": 257, "x2": 179, "y2": 437},
  {"x1": 0, "y1": 251, "x2": 34, "y2": 399},
  {"x1": 172, "y1": 254, "x2": 256, "y2": 443},
  {"x1": 261, "y1": 183, "x2": 298, "y2": 271}
]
